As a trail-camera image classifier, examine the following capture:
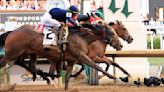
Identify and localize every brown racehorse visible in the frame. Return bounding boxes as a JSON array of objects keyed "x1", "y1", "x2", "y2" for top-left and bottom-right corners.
[
  {"x1": 109, "y1": 20, "x2": 133, "y2": 43},
  {"x1": 0, "y1": 24, "x2": 122, "y2": 90},
  {"x1": 49, "y1": 21, "x2": 133, "y2": 79}
]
